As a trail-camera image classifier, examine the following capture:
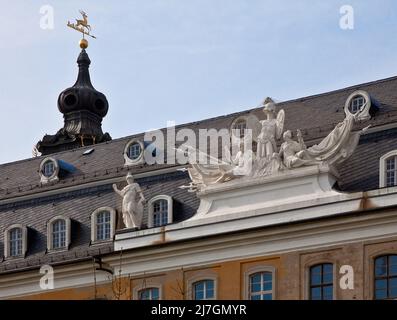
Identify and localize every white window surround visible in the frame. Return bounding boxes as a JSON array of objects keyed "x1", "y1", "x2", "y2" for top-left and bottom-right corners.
[
  {"x1": 243, "y1": 265, "x2": 276, "y2": 300},
  {"x1": 39, "y1": 157, "x2": 59, "y2": 184},
  {"x1": 46, "y1": 216, "x2": 71, "y2": 251},
  {"x1": 132, "y1": 281, "x2": 162, "y2": 300},
  {"x1": 344, "y1": 90, "x2": 372, "y2": 121},
  {"x1": 4, "y1": 224, "x2": 27, "y2": 259},
  {"x1": 148, "y1": 195, "x2": 173, "y2": 228},
  {"x1": 124, "y1": 139, "x2": 144, "y2": 166},
  {"x1": 90, "y1": 207, "x2": 116, "y2": 243},
  {"x1": 380, "y1": 150, "x2": 397, "y2": 188},
  {"x1": 186, "y1": 271, "x2": 218, "y2": 300}
]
